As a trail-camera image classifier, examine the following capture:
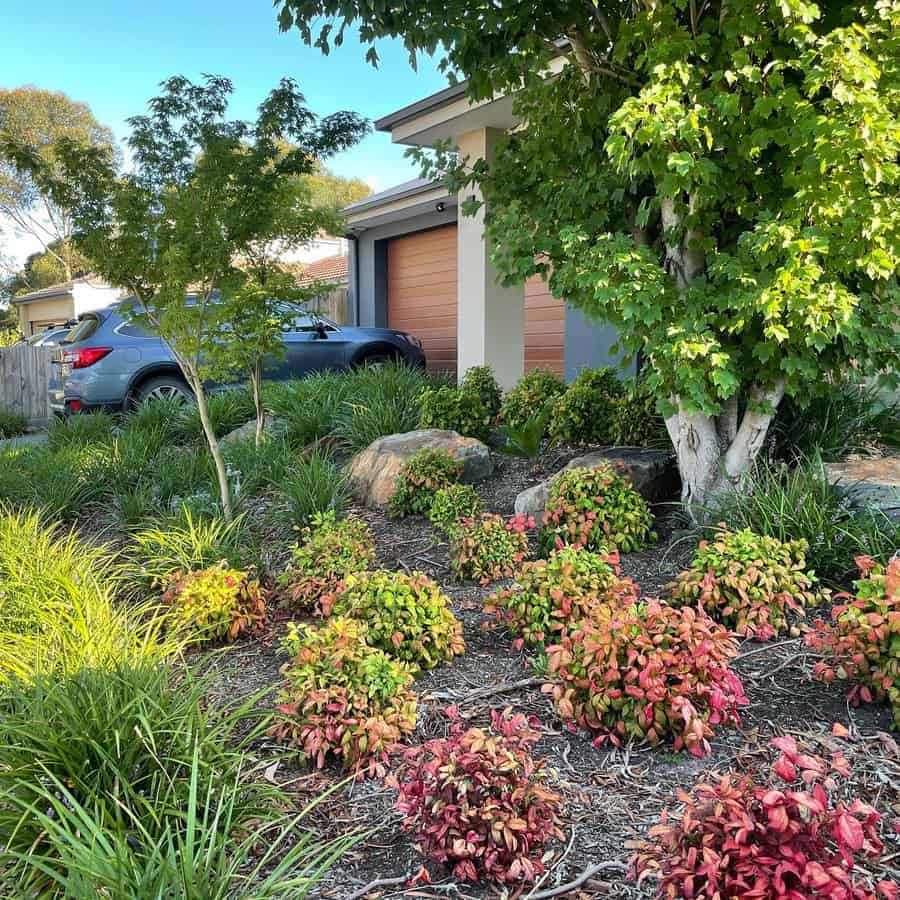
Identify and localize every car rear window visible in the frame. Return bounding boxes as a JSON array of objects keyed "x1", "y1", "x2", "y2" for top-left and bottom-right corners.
[{"x1": 63, "y1": 316, "x2": 100, "y2": 344}]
